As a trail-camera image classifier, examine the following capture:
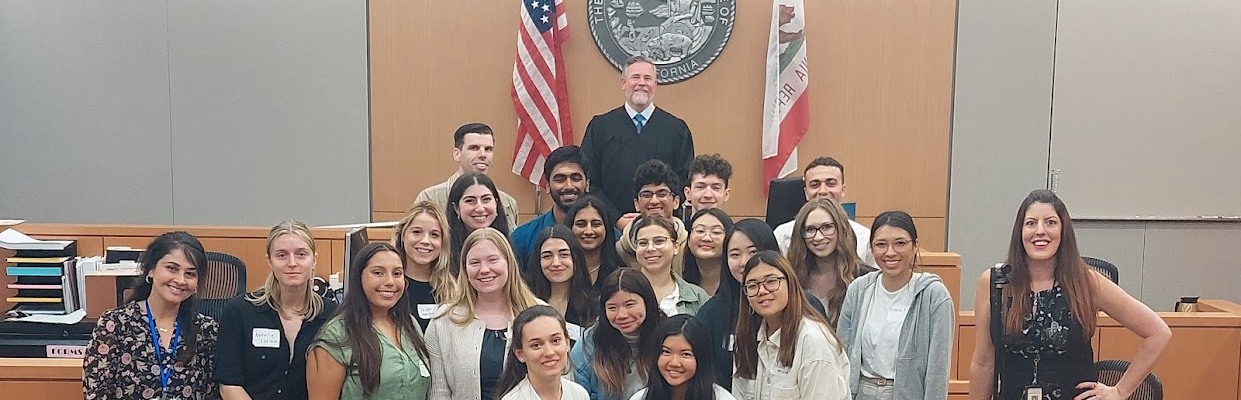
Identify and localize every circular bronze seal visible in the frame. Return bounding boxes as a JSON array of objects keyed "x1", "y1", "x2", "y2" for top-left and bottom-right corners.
[{"x1": 588, "y1": 0, "x2": 736, "y2": 84}]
